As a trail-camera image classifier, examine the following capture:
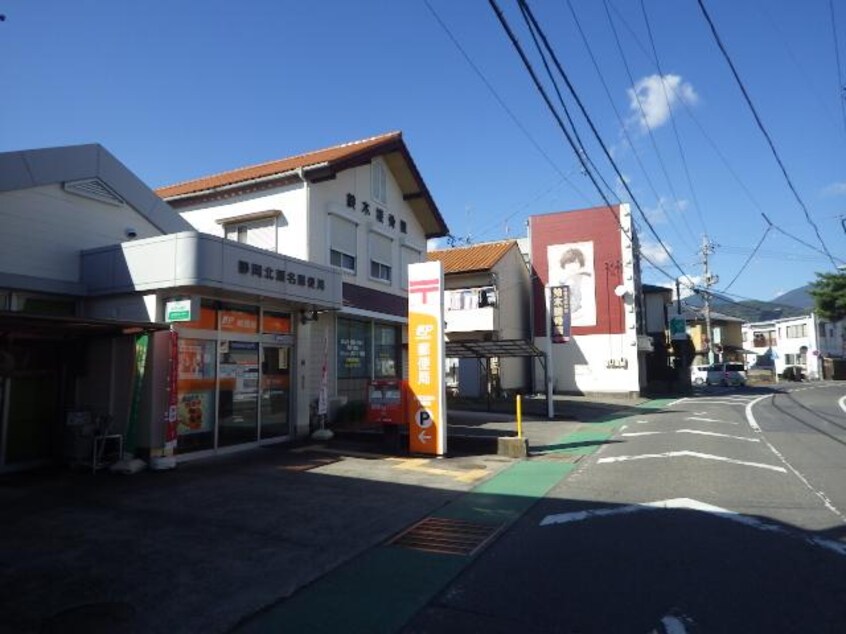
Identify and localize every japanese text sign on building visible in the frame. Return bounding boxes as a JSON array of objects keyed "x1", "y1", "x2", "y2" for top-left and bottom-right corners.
[
  {"x1": 550, "y1": 285, "x2": 571, "y2": 344},
  {"x1": 407, "y1": 261, "x2": 446, "y2": 456}
]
